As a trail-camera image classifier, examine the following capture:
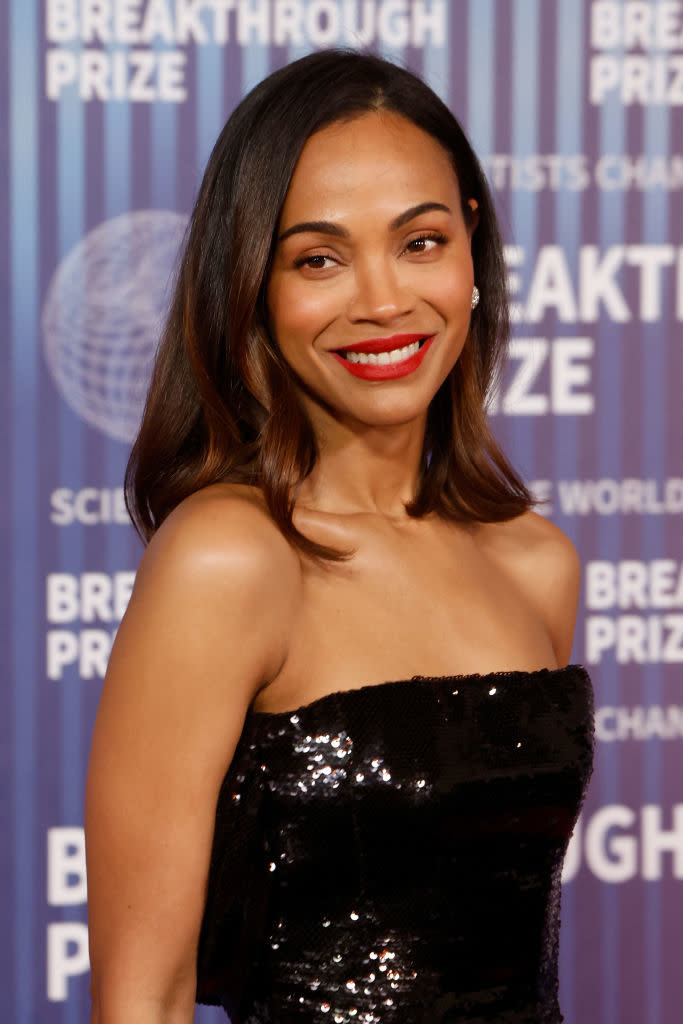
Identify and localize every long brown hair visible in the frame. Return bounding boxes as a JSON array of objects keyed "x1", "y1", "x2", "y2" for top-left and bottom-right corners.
[{"x1": 126, "y1": 50, "x2": 533, "y2": 560}]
